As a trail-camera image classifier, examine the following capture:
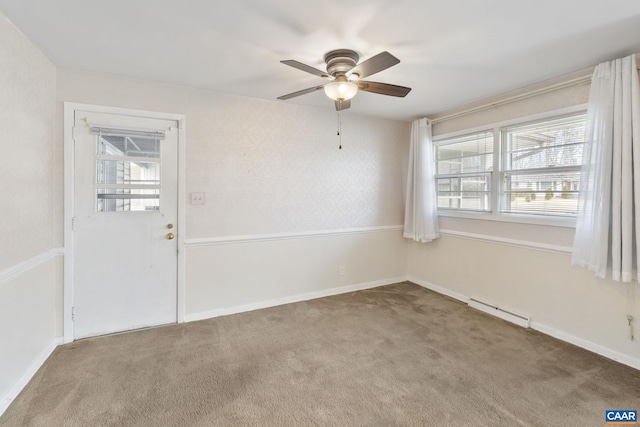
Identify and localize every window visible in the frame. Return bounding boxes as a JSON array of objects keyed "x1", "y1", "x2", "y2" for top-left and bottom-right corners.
[
  {"x1": 435, "y1": 131, "x2": 493, "y2": 212},
  {"x1": 433, "y1": 109, "x2": 587, "y2": 222},
  {"x1": 501, "y1": 113, "x2": 586, "y2": 216}
]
